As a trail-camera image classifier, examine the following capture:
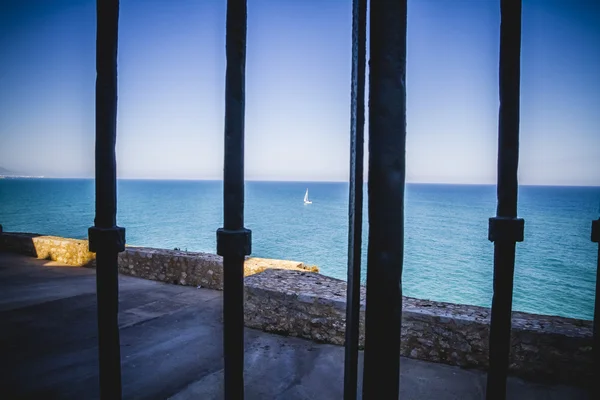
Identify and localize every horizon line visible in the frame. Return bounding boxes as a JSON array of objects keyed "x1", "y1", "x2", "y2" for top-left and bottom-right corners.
[{"x1": 2, "y1": 176, "x2": 599, "y2": 188}]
